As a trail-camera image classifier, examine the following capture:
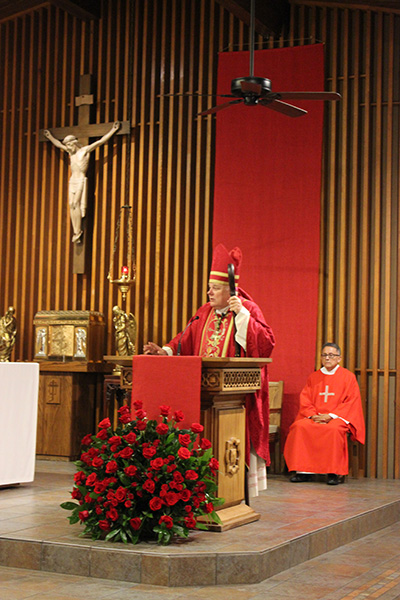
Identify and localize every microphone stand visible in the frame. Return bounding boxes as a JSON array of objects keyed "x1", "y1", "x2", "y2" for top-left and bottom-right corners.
[{"x1": 177, "y1": 316, "x2": 199, "y2": 356}]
